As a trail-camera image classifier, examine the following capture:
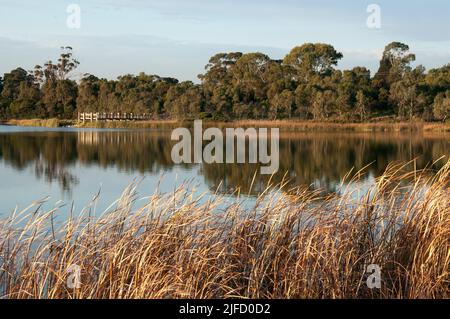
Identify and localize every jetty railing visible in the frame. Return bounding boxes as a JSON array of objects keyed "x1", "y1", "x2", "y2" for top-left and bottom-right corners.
[{"x1": 78, "y1": 112, "x2": 152, "y2": 122}]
